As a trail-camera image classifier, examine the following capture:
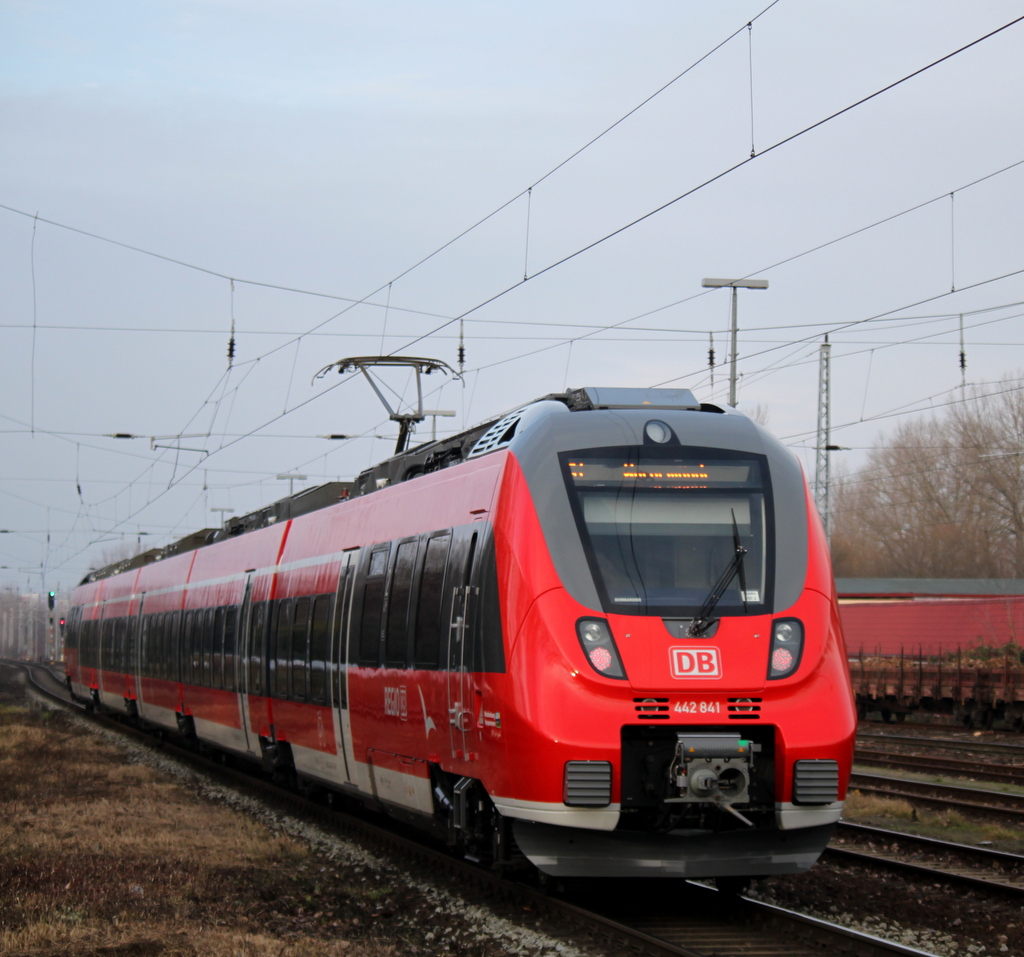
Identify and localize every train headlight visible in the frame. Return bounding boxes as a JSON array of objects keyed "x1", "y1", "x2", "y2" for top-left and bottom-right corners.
[
  {"x1": 576, "y1": 618, "x2": 627, "y2": 679},
  {"x1": 644, "y1": 420, "x2": 672, "y2": 444},
  {"x1": 767, "y1": 618, "x2": 803, "y2": 679}
]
